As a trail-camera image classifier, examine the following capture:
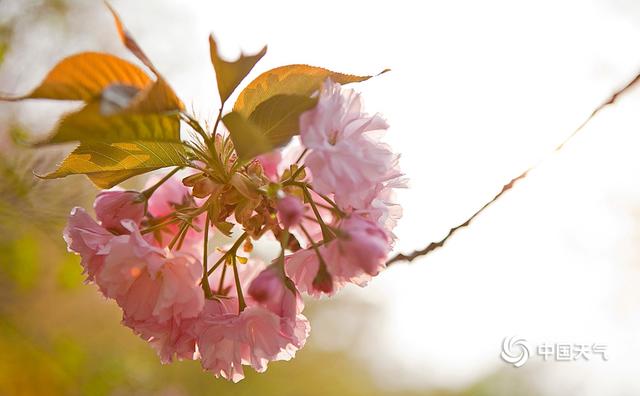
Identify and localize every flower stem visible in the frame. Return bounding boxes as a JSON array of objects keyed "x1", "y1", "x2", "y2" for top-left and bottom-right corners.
[
  {"x1": 299, "y1": 224, "x2": 328, "y2": 270},
  {"x1": 301, "y1": 185, "x2": 333, "y2": 241},
  {"x1": 294, "y1": 148, "x2": 308, "y2": 165},
  {"x1": 206, "y1": 232, "x2": 248, "y2": 276},
  {"x1": 231, "y1": 254, "x2": 247, "y2": 313},
  {"x1": 141, "y1": 167, "x2": 182, "y2": 199},
  {"x1": 305, "y1": 185, "x2": 345, "y2": 217},
  {"x1": 216, "y1": 262, "x2": 227, "y2": 294},
  {"x1": 201, "y1": 213, "x2": 214, "y2": 299}
]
